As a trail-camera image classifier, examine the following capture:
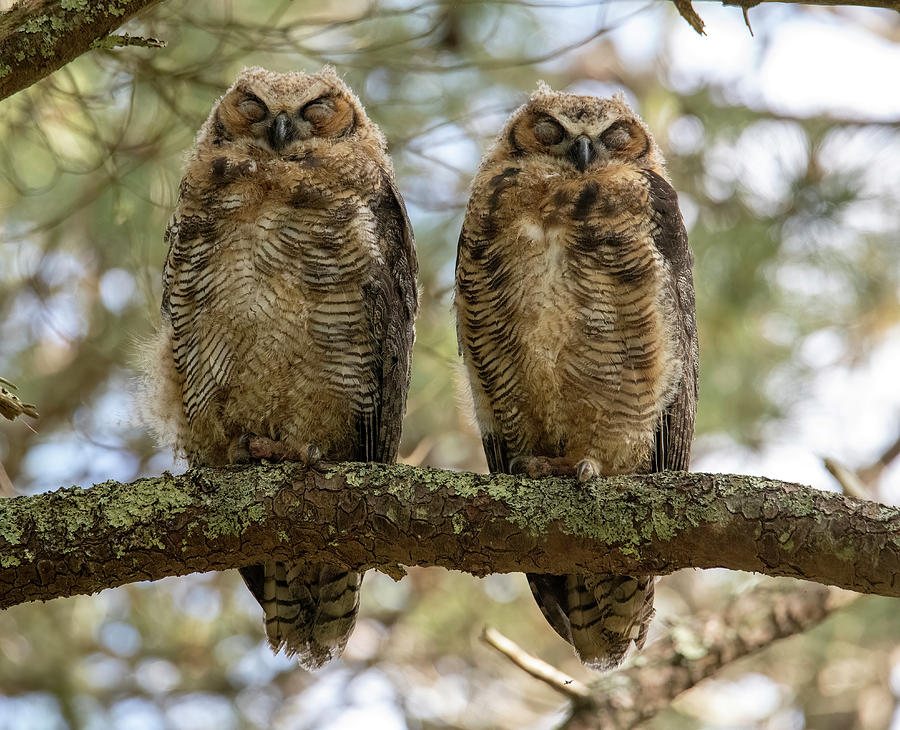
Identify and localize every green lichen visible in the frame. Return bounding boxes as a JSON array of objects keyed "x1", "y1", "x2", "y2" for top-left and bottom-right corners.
[
  {"x1": 4, "y1": 0, "x2": 145, "y2": 90},
  {"x1": 451, "y1": 513, "x2": 465, "y2": 535},
  {"x1": 189, "y1": 466, "x2": 271, "y2": 540}
]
